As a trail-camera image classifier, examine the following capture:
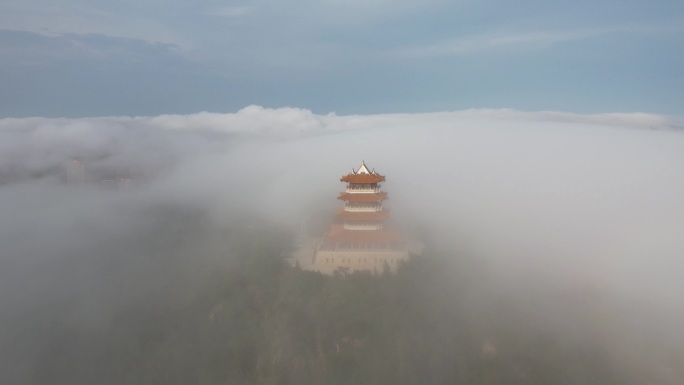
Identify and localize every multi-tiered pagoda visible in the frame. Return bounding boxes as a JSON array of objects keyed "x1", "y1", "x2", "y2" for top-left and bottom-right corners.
[{"x1": 313, "y1": 161, "x2": 409, "y2": 274}]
